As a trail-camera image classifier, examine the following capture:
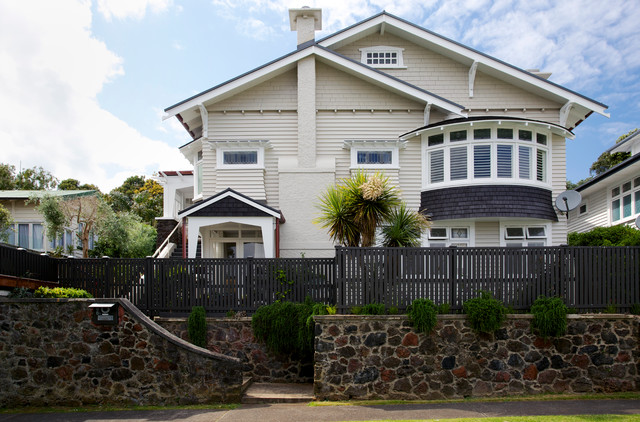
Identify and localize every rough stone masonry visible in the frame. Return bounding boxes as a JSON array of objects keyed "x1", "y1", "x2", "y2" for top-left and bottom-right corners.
[{"x1": 313, "y1": 314, "x2": 640, "y2": 400}]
